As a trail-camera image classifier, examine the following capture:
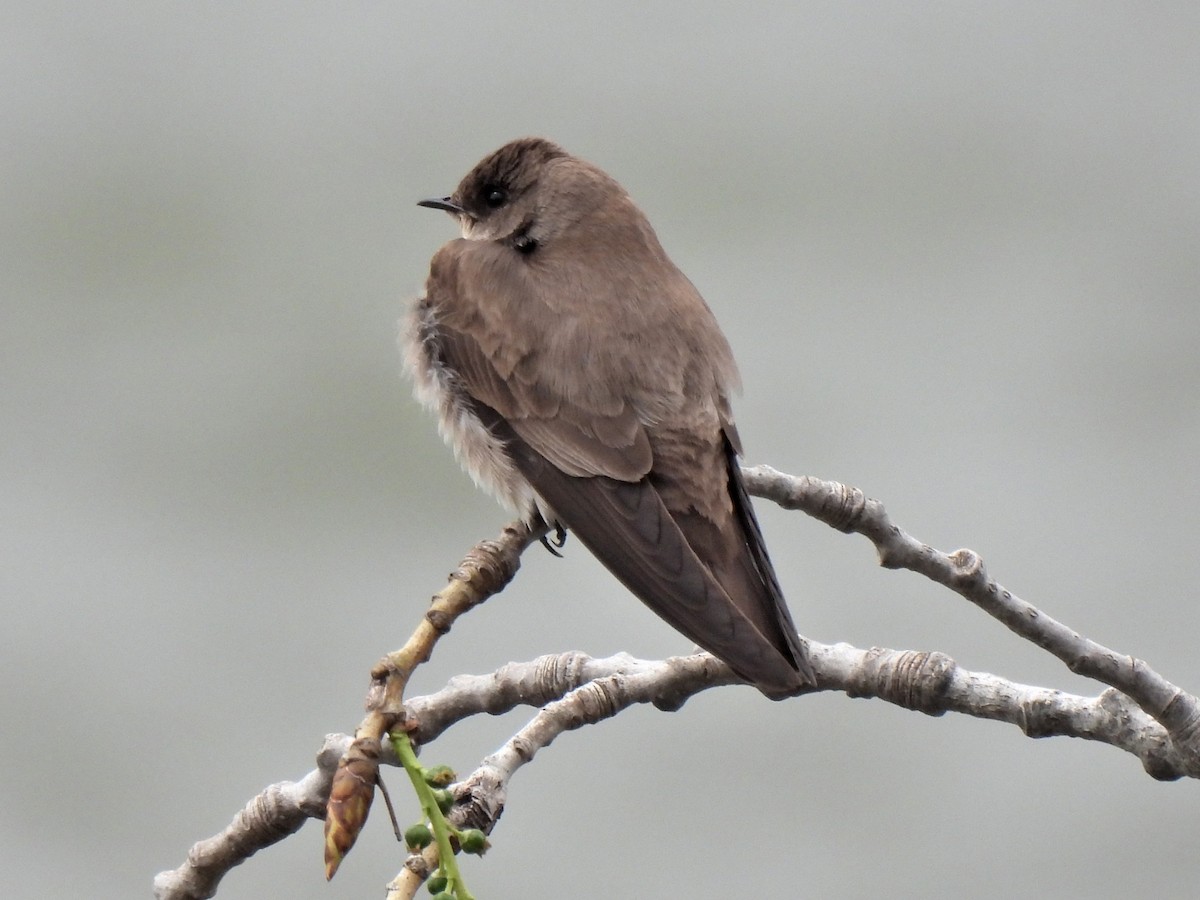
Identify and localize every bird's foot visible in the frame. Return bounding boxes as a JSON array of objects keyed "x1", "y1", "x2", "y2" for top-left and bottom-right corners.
[{"x1": 540, "y1": 521, "x2": 568, "y2": 557}]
